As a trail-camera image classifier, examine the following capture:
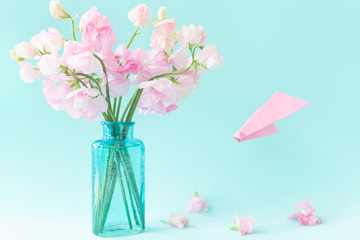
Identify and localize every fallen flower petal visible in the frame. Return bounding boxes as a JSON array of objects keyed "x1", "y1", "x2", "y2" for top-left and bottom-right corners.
[
  {"x1": 288, "y1": 200, "x2": 322, "y2": 226},
  {"x1": 187, "y1": 192, "x2": 208, "y2": 212},
  {"x1": 165, "y1": 212, "x2": 189, "y2": 229},
  {"x1": 230, "y1": 214, "x2": 255, "y2": 235}
]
